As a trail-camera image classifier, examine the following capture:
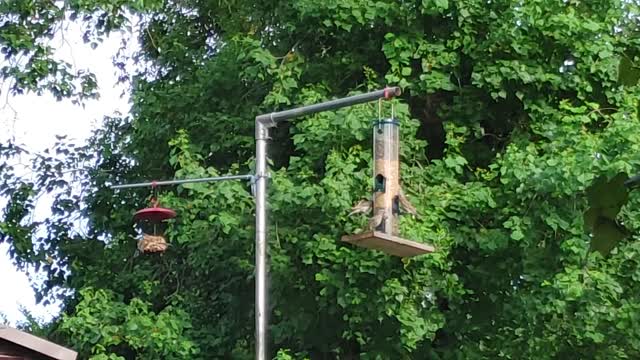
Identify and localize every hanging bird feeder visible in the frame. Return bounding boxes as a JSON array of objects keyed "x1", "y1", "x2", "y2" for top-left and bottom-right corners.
[
  {"x1": 134, "y1": 184, "x2": 176, "y2": 254},
  {"x1": 342, "y1": 103, "x2": 435, "y2": 257}
]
